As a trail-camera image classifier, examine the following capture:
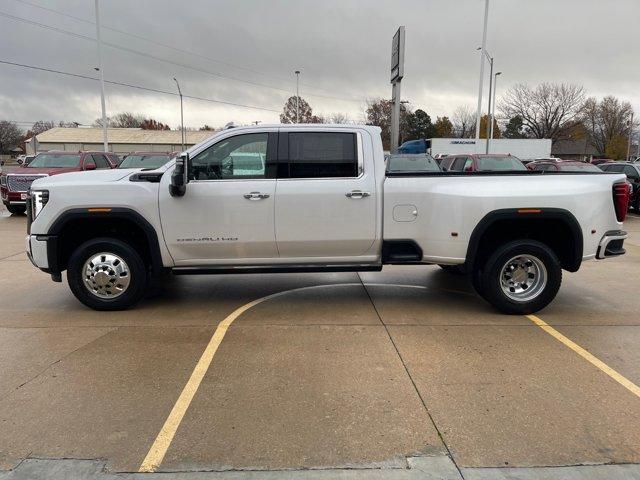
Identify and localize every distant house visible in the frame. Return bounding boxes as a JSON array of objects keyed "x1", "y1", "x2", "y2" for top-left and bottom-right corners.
[
  {"x1": 551, "y1": 139, "x2": 599, "y2": 162},
  {"x1": 25, "y1": 127, "x2": 217, "y2": 156}
]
